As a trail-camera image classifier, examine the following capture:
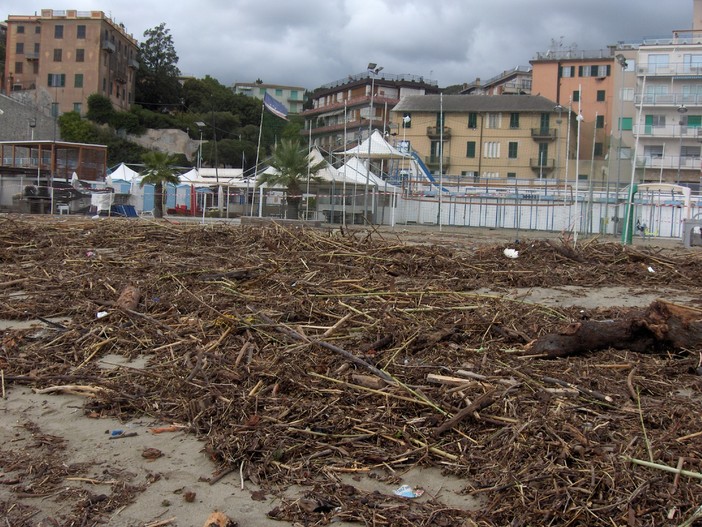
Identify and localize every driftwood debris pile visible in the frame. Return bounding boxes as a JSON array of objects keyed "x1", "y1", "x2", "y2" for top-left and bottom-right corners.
[{"x1": 1, "y1": 216, "x2": 702, "y2": 526}]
